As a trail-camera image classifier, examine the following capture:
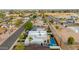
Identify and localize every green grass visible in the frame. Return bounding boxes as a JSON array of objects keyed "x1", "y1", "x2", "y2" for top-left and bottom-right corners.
[{"x1": 14, "y1": 43, "x2": 25, "y2": 50}]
